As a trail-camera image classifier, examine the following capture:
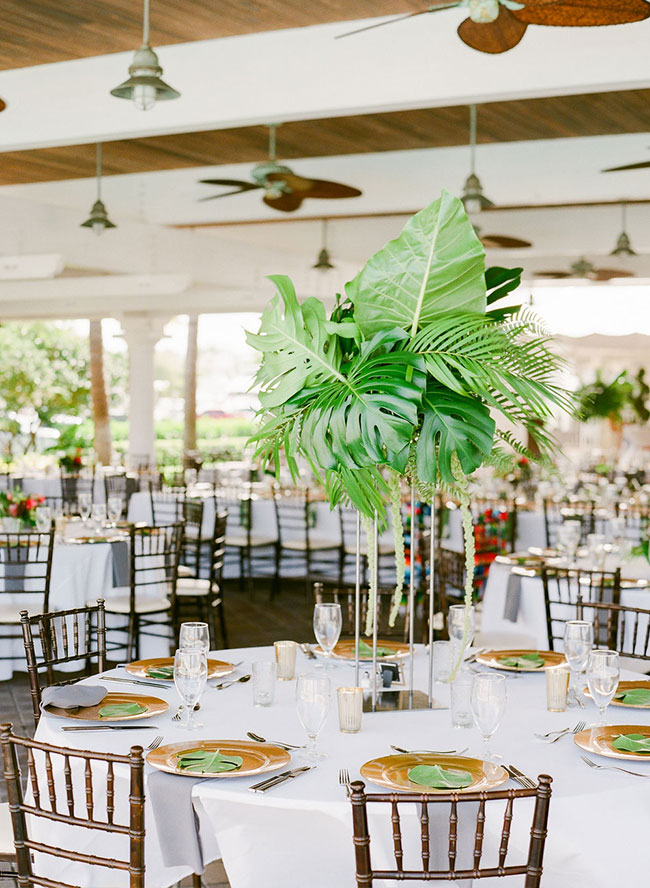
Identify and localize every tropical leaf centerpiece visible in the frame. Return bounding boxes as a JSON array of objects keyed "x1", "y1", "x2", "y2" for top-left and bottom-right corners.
[{"x1": 247, "y1": 191, "x2": 569, "y2": 675}]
